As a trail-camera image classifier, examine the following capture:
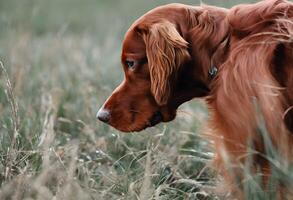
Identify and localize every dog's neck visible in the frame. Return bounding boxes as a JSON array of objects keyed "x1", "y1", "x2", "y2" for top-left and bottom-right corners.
[
  {"x1": 208, "y1": 33, "x2": 231, "y2": 80},
  {"x1": 184, "y1": 5, "x2": 231, "y2": 87},
  {"x1": 171, "y1": 6, "x2": 231, "y2": 107}
]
